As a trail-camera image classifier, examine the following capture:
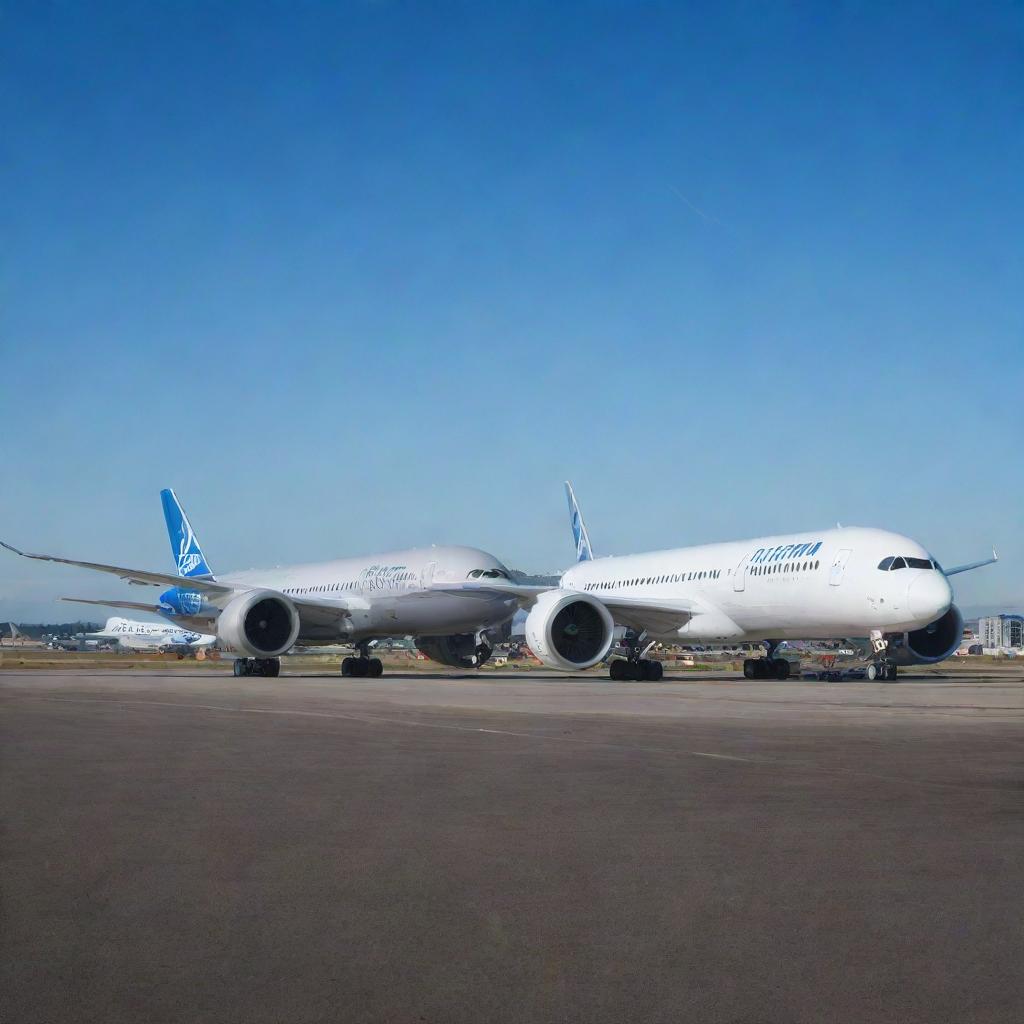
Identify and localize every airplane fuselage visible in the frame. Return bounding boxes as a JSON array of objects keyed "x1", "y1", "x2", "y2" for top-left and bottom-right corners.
[
  {"x1": 160, "y1": 545, "x2": 520, "y2": 643},
  {"x1": 561, "y1": 526, "x2": 953, "y2": 642}
]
